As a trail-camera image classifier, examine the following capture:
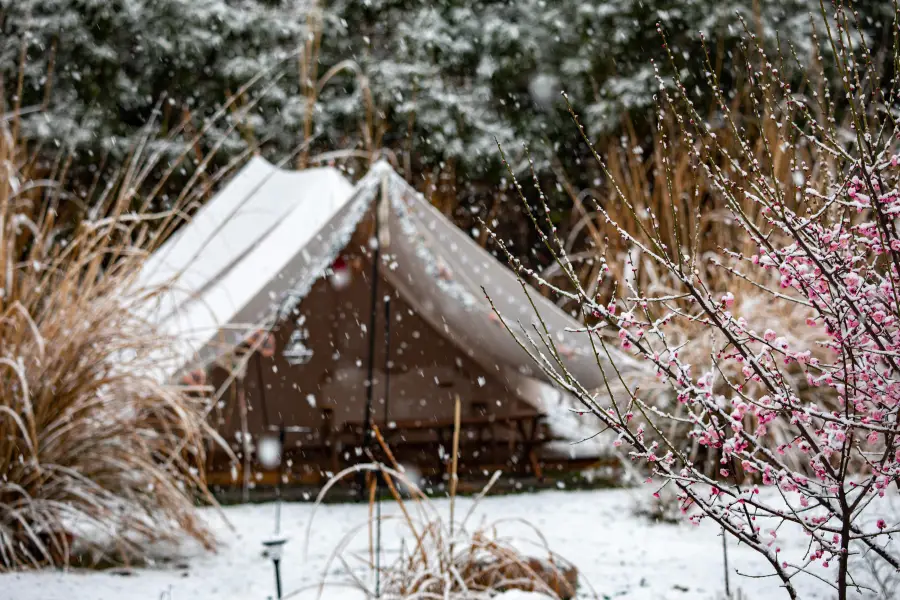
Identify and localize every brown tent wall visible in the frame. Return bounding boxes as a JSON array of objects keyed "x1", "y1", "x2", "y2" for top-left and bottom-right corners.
[{"x1": 207, "y1": 250, "x2": 539, "y2": 486}]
